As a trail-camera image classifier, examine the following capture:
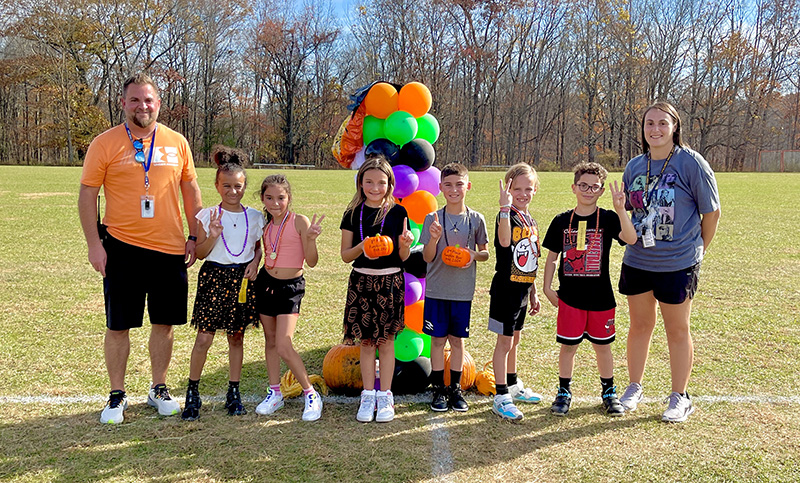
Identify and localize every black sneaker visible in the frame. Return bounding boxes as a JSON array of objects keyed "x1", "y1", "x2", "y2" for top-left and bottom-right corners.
[
  {"x1": 430, "y1": 385, "x2": 449, "y2": 412},
  {"x1": 602, "y1": 386, "x2": 624, "y2": 417},
  {"x1": 225, "y1": 386, "x2": 247, "y2": 416},
  {"x1": 448, "y1": 384, "x2": 468, "y2": 412},
  {"x1": 550, "y1": 387, "x2": 572, "y2": 416},
  {"x1": 181, "y1": 387, "x2": 202, "y2": 421}
]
